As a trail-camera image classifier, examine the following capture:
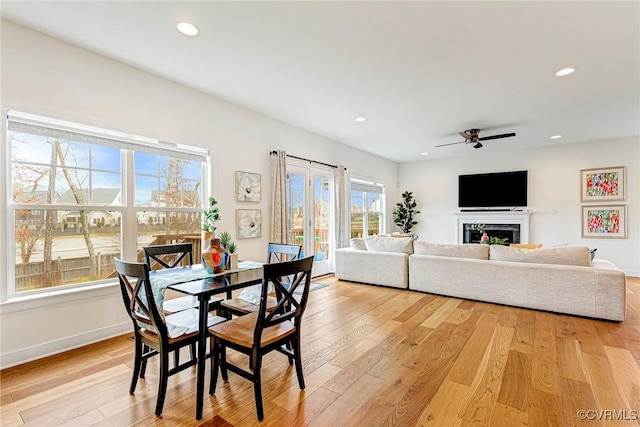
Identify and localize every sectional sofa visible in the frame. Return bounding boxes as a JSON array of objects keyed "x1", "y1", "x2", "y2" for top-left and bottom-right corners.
[{"x1": 335, "y1": 235, "x2": 626, "y2": 321}]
